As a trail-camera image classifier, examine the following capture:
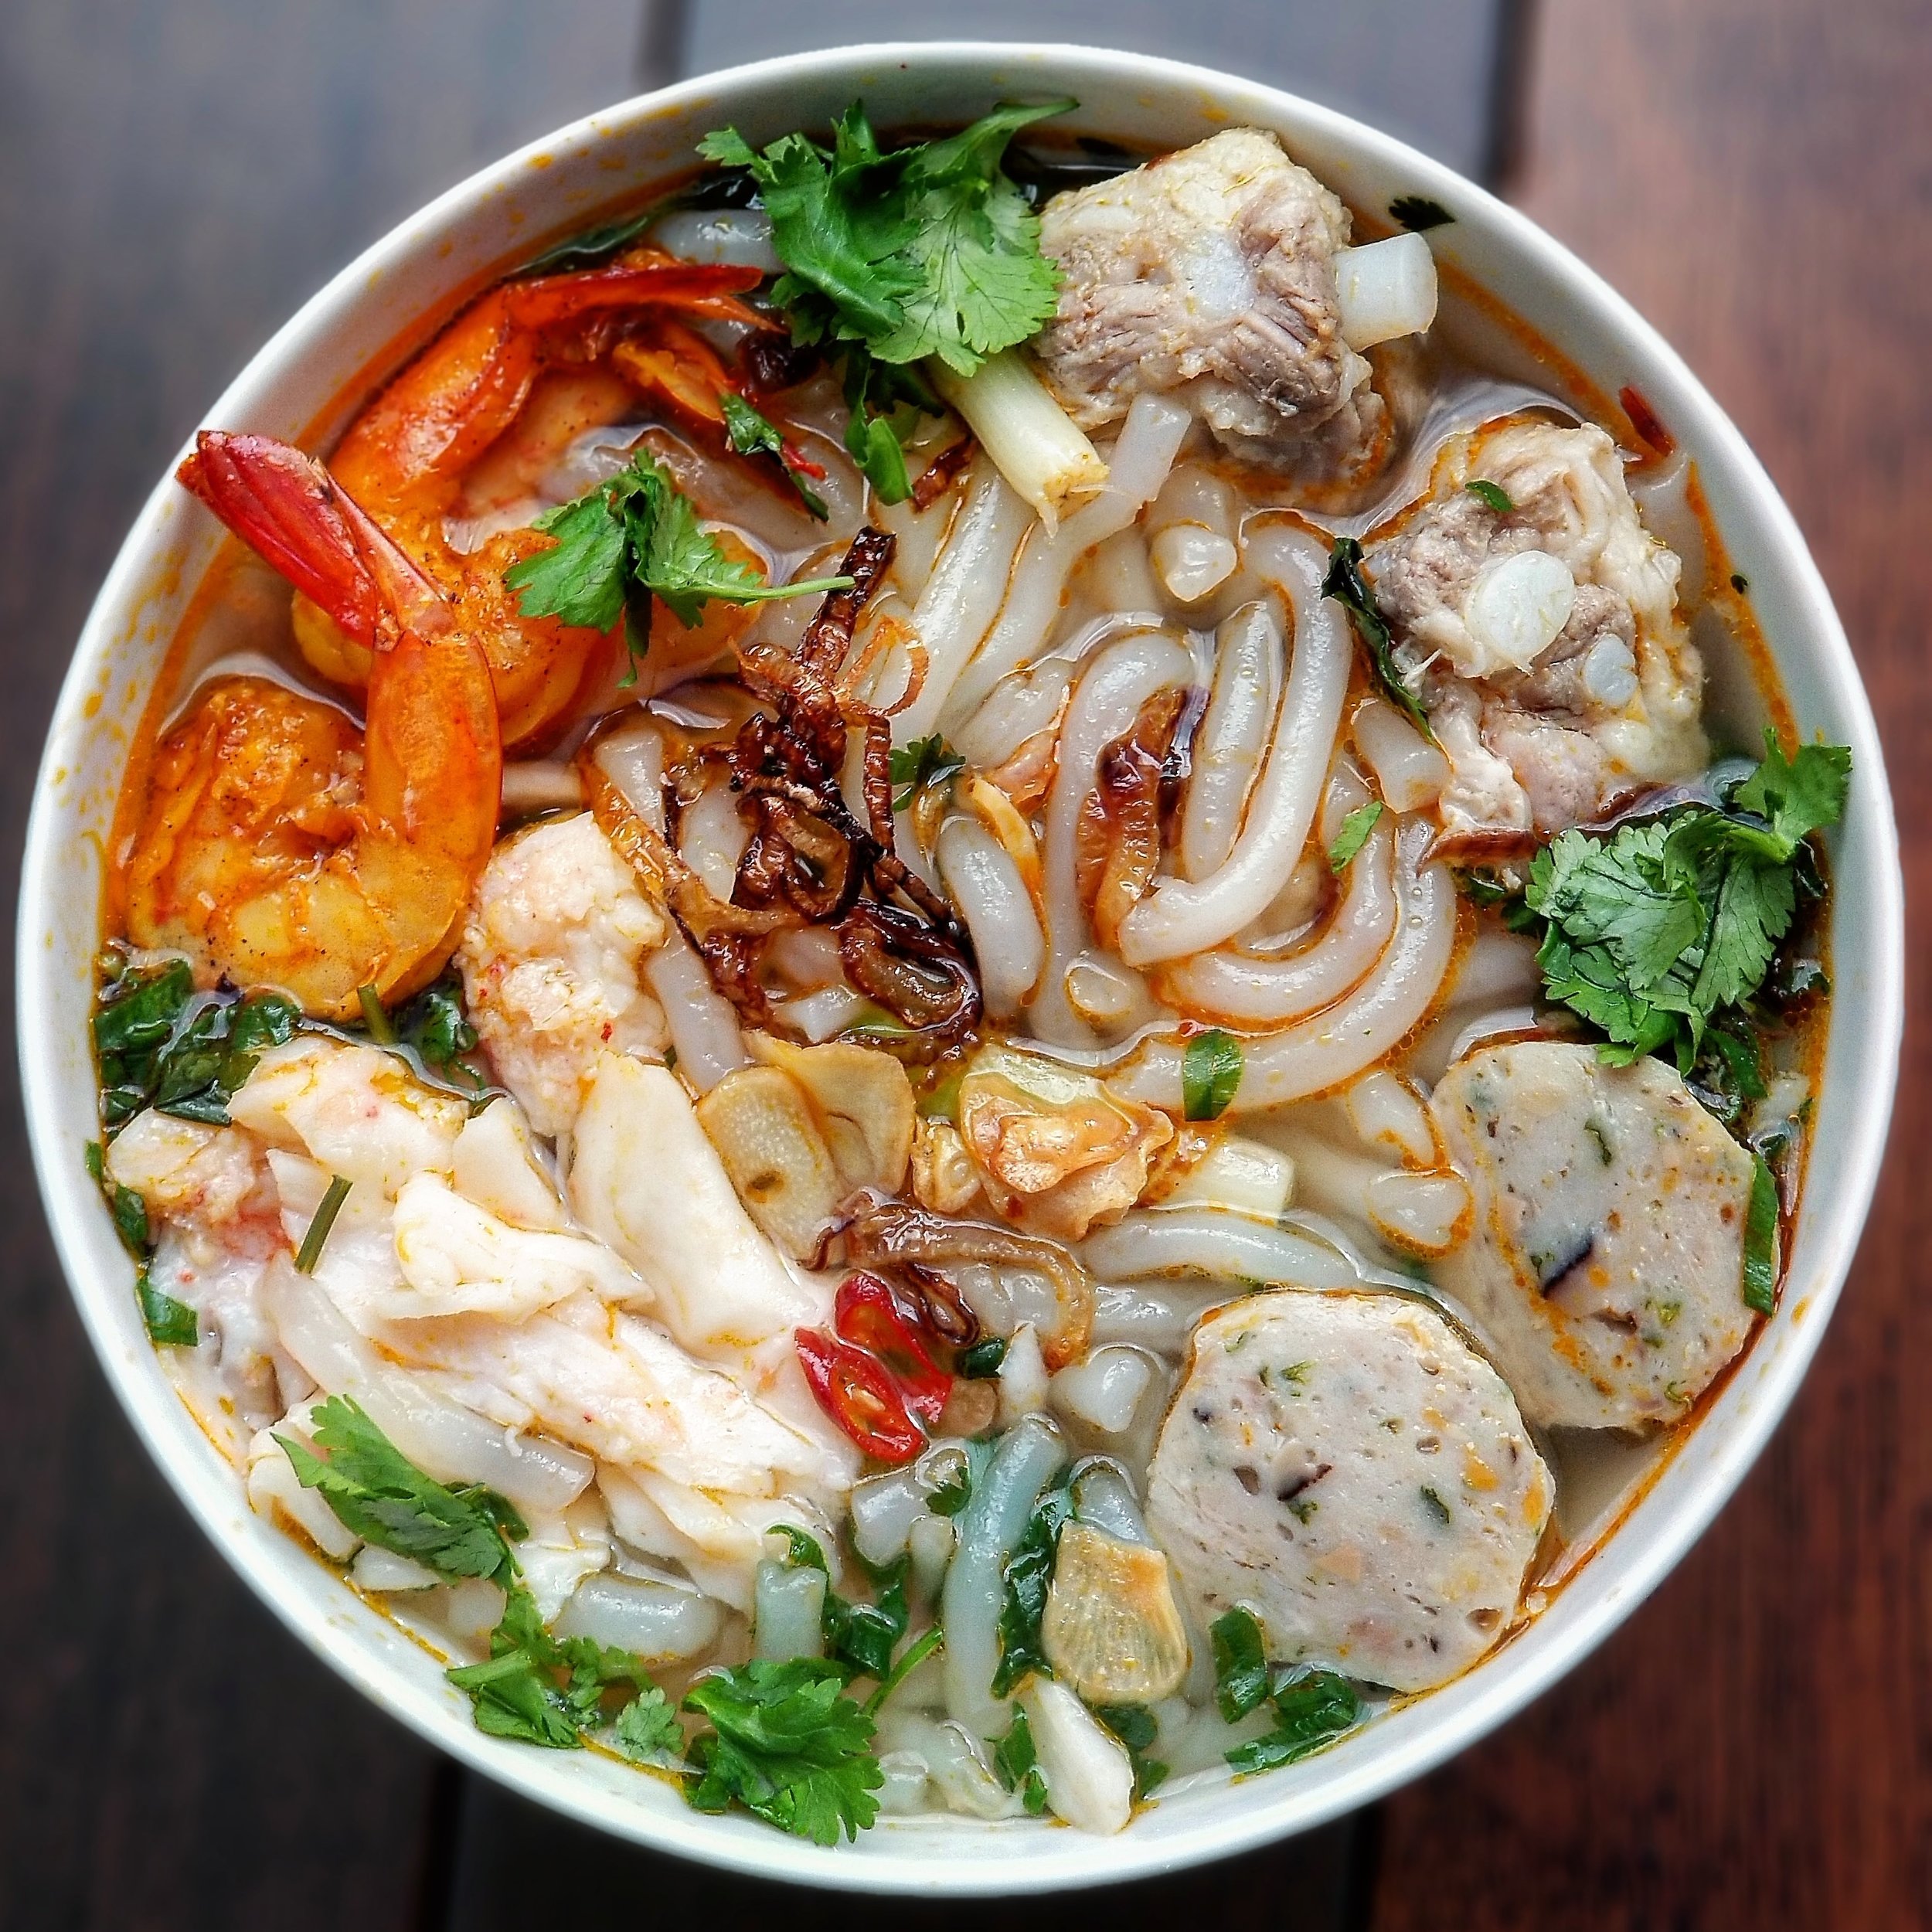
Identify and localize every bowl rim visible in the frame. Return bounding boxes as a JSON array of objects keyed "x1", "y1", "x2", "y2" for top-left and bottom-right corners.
[{"x1": 17, "y1": 38, "x2": 1904, "y2": 1896}]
